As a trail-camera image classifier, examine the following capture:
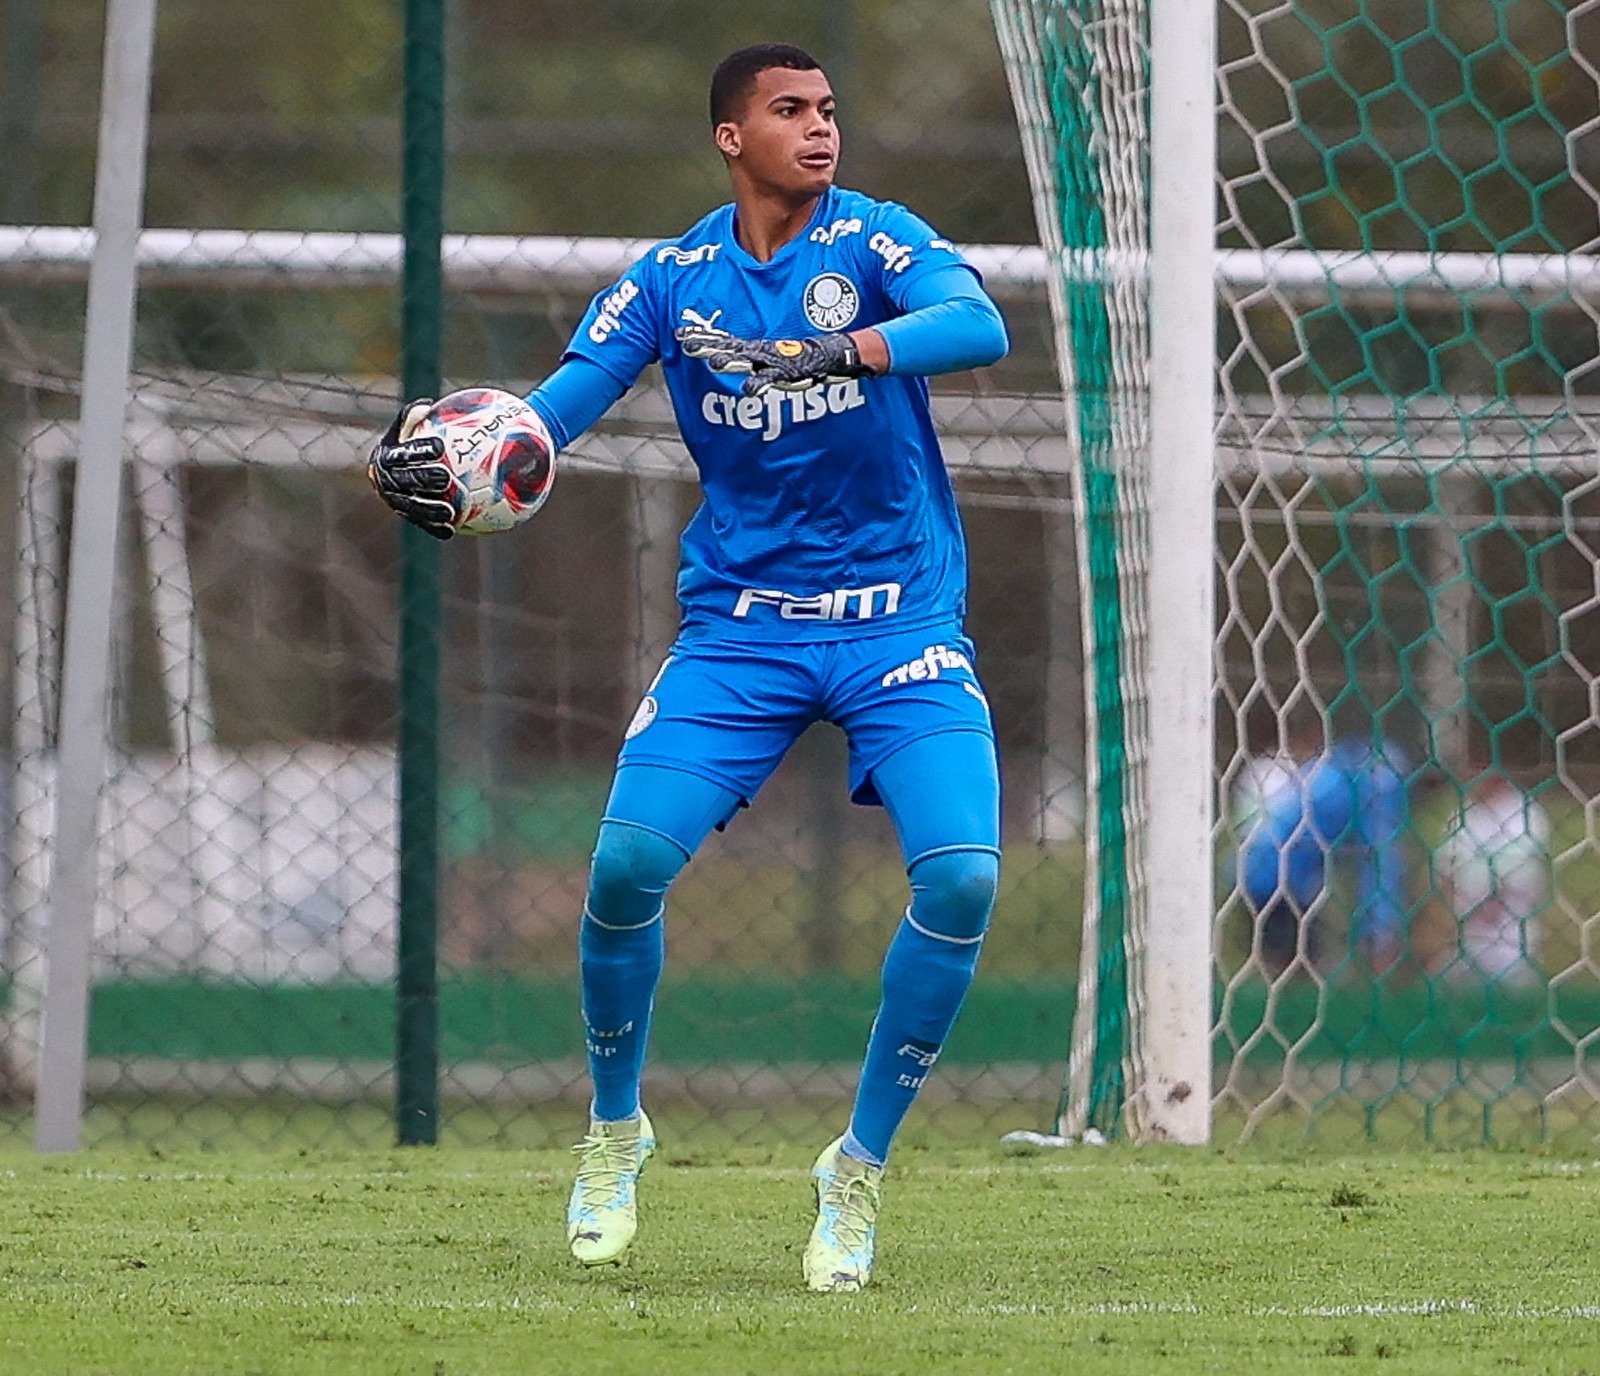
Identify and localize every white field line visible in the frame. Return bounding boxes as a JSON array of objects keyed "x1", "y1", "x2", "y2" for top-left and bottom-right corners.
[
  {"x1": 17, "y1": 1289, "x2": 1558, "y2": 1319},
  {"x1": 4, "y1": 1159, "x2": 1597, "y2": 1184},
  {"x1": 228, "y1": 1295, "x2": 1600, "y2": 1320}
]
